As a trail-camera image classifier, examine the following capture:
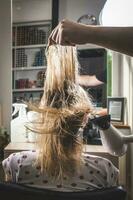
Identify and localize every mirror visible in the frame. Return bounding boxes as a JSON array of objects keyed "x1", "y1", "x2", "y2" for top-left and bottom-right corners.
[
  {"x1": 12, "y1": 0, "x2": 52, "y2": 105},
  {"x1": 11, "y1": 0, "x2": 109, "y2": 144},
  {"x1": 11, "y1": 0, "x2": 52, "y2": 143}
]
